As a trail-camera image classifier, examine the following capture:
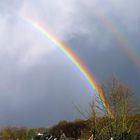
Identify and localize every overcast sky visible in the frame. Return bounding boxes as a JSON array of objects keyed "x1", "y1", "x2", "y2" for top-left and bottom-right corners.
[{"x1": 0, "y1": 0, "x2": 140, "y2": 127}]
